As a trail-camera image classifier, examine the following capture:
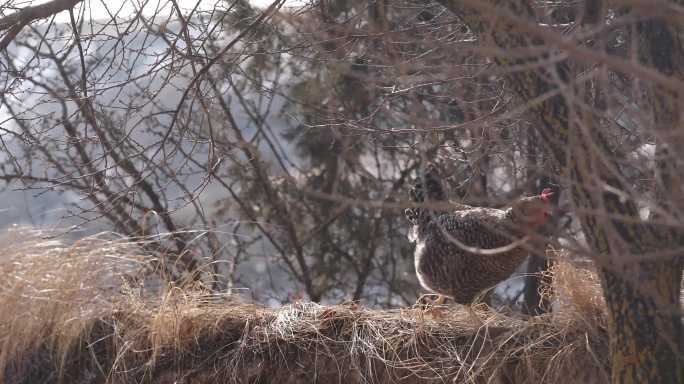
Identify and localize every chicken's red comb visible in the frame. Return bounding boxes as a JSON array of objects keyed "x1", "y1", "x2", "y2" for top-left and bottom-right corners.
[{"x1": 540, "y1": 188, "x2": 554, "y2": 203}]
